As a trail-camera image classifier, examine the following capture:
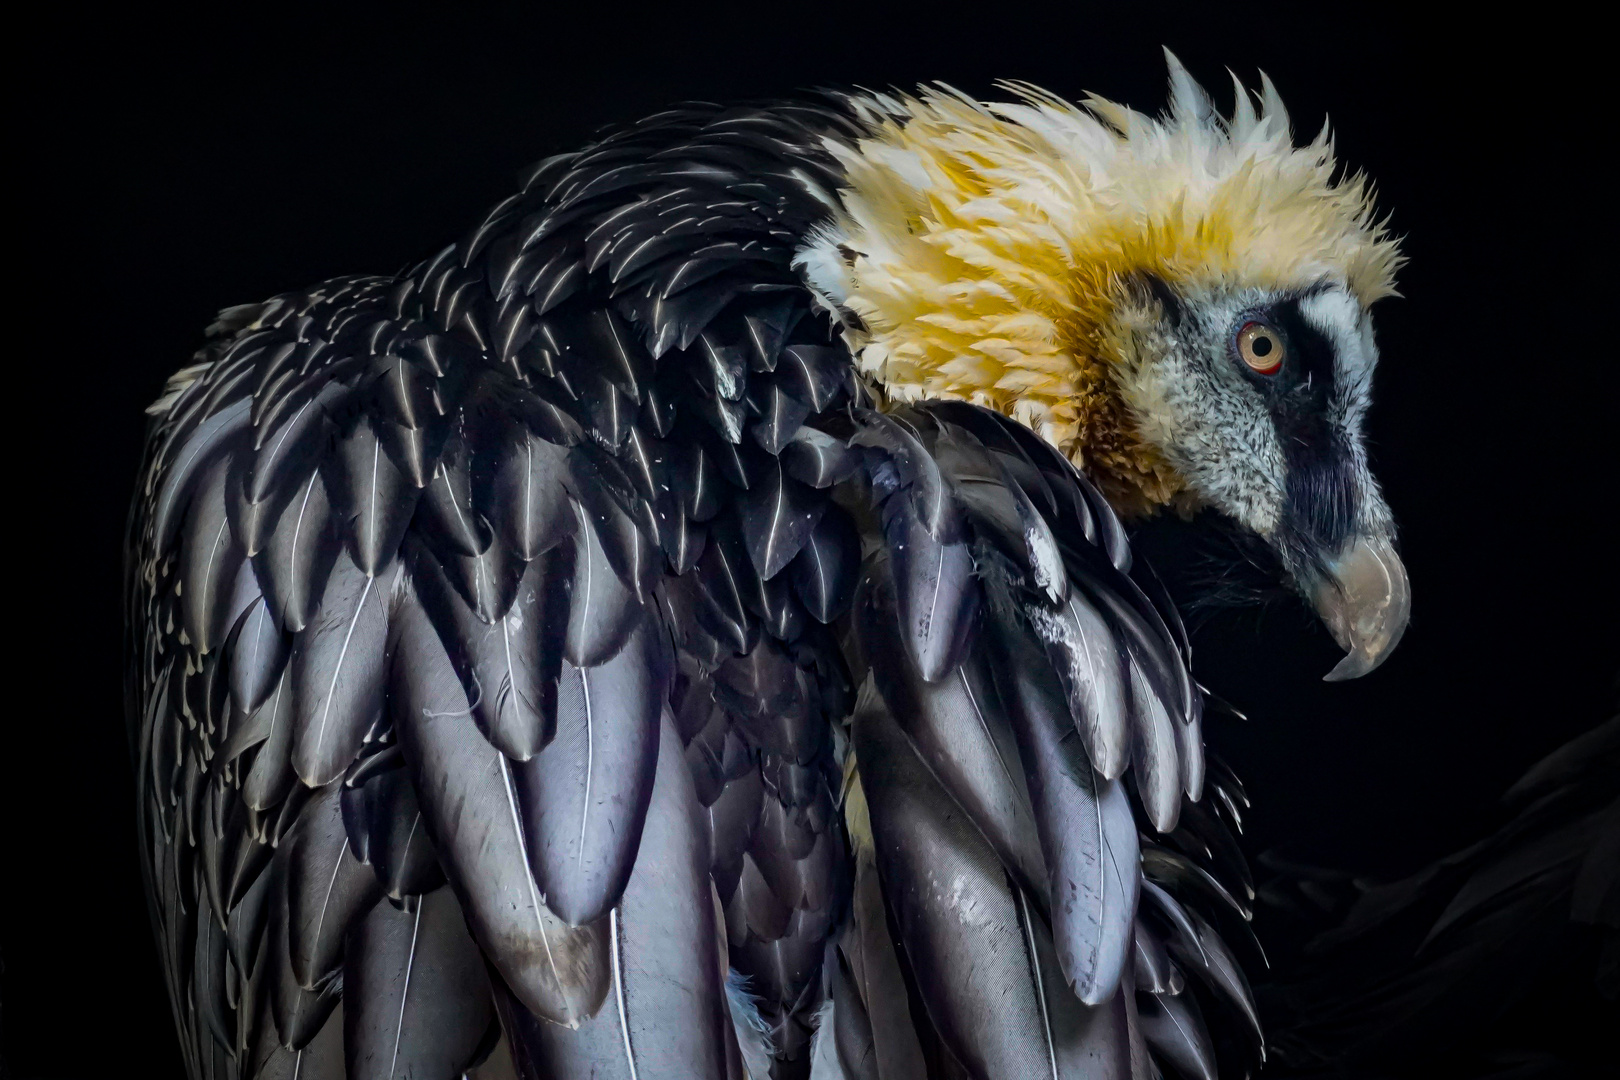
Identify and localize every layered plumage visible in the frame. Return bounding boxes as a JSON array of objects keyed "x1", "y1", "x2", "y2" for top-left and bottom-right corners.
[{"x1": 129, "y1": 57, "x2": 1398, "y2": 1080}]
